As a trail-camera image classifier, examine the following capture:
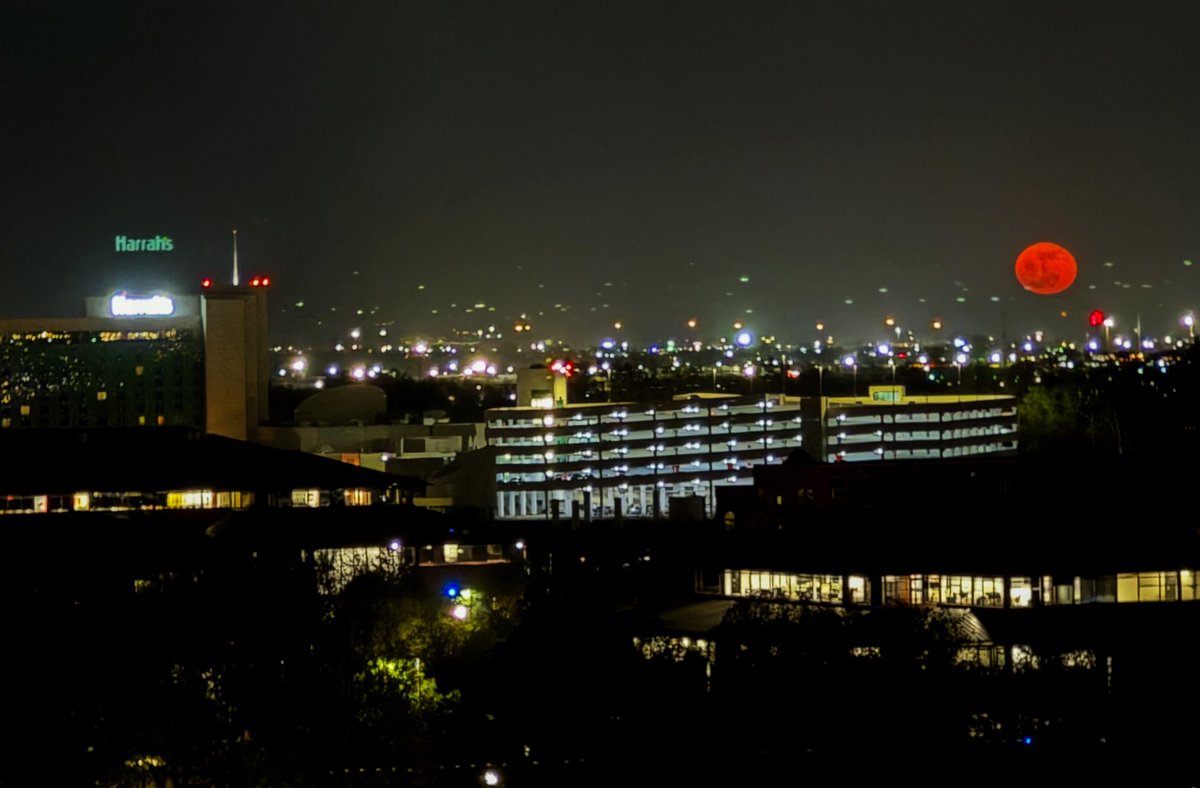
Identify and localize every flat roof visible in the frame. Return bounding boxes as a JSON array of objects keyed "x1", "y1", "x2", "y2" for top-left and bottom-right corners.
[{"x1": 0, "y1": 427, "x2": 416, "y2": 496}]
